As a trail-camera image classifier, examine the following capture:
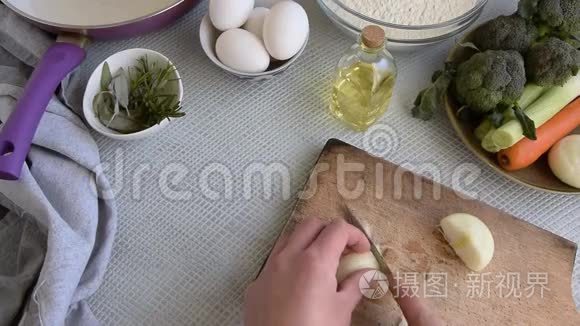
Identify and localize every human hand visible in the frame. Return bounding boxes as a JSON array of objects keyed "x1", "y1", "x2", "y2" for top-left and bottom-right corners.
[
  {"x1": 243, "y1": 217, "x2": 444, "y2": 326},
  {"x1": 396, "y1": 291, "x2": 444, "y2": 326},
  {"x1": 244, "y1": 218, "x2": 371, "y2": 326}
]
